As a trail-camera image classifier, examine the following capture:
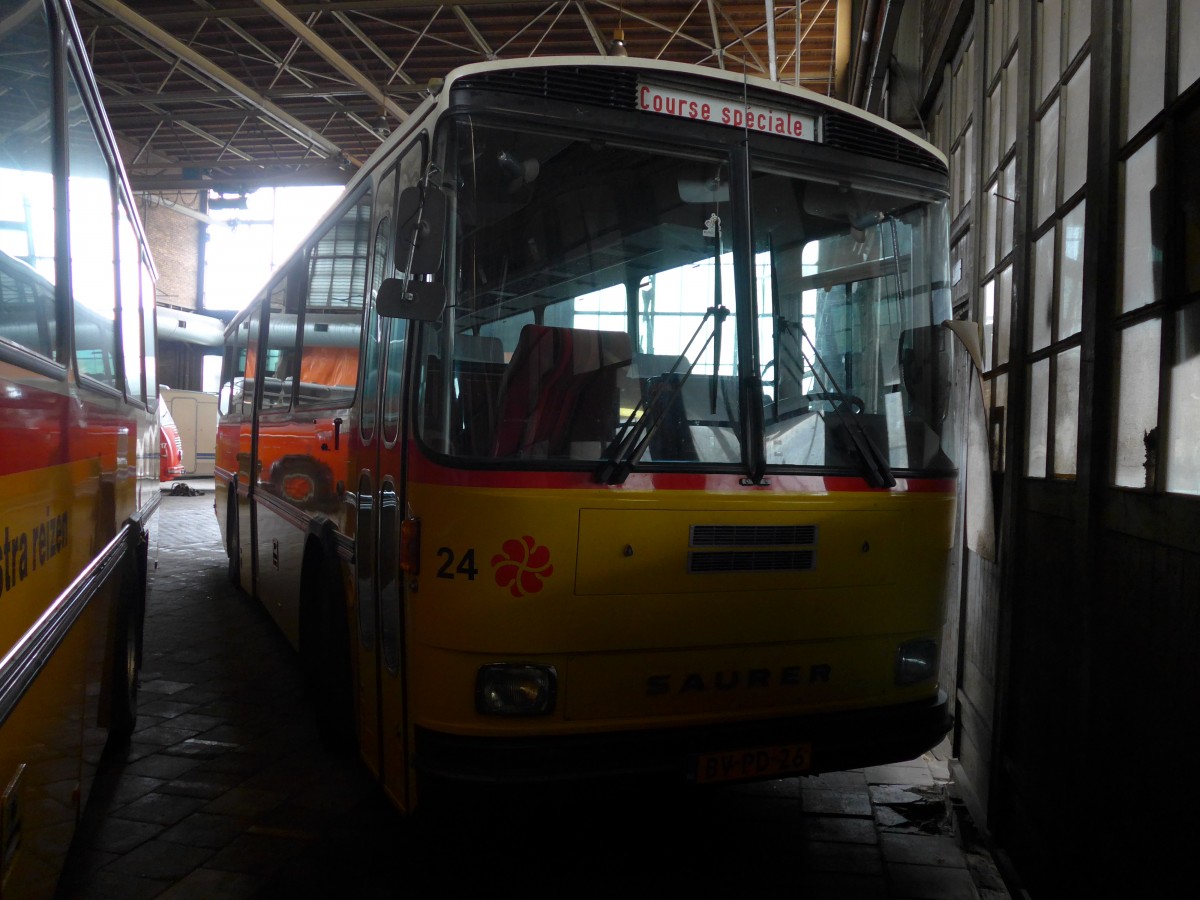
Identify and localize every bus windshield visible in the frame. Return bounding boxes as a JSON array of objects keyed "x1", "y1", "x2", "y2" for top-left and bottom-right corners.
[{"x1": 415, "y1": 117, "x2": 953, "y2": 476}]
